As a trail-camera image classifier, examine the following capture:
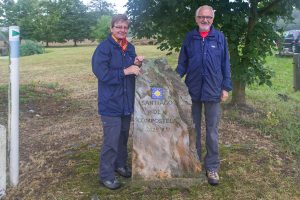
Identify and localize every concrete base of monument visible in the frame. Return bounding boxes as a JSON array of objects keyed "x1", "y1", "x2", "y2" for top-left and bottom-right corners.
[{"x1": 132, "y1": 58, "x2": 202, "y2": 181}]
